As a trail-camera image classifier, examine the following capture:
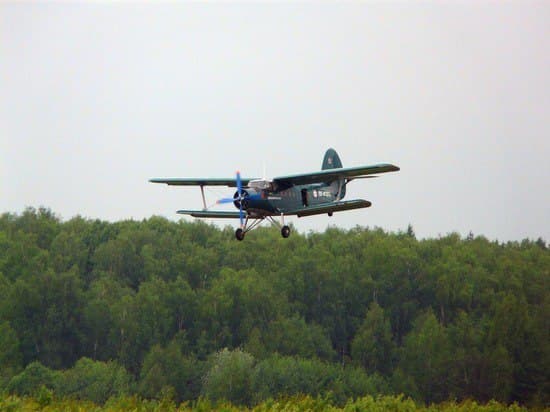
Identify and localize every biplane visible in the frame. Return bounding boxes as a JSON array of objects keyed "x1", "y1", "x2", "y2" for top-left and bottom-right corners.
[{"x1": 150, "y1": 148, "x2": 399, "y2": 240}]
